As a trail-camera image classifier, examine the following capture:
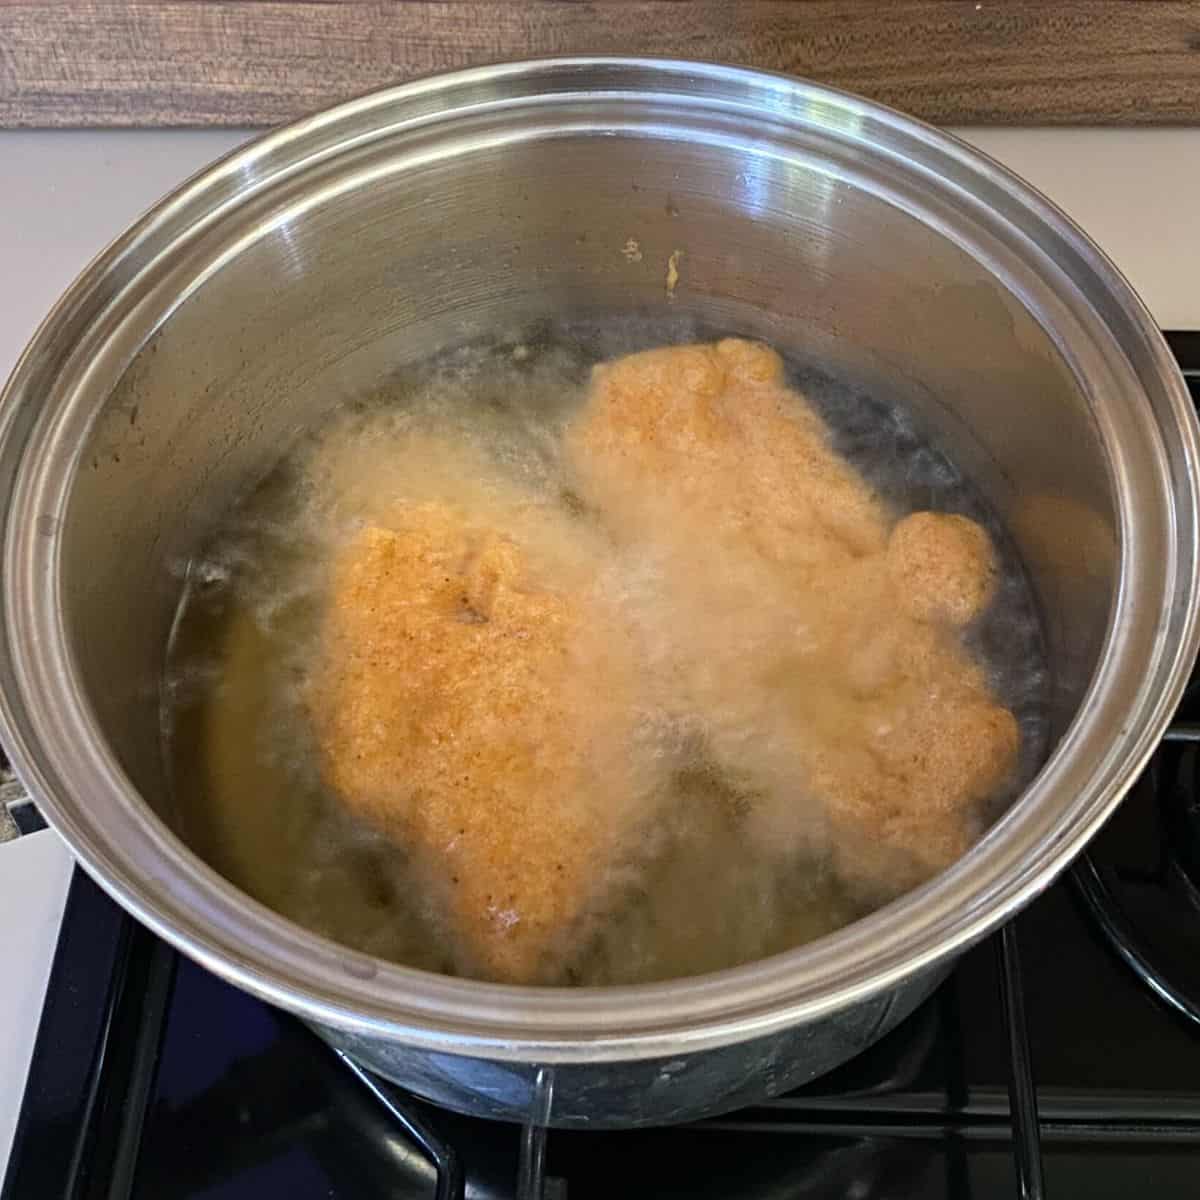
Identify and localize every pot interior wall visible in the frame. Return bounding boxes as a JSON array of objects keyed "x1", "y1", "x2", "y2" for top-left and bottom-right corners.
[{"x1": 59, "y1": 123, "x2": 1116, "y2": 824}]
